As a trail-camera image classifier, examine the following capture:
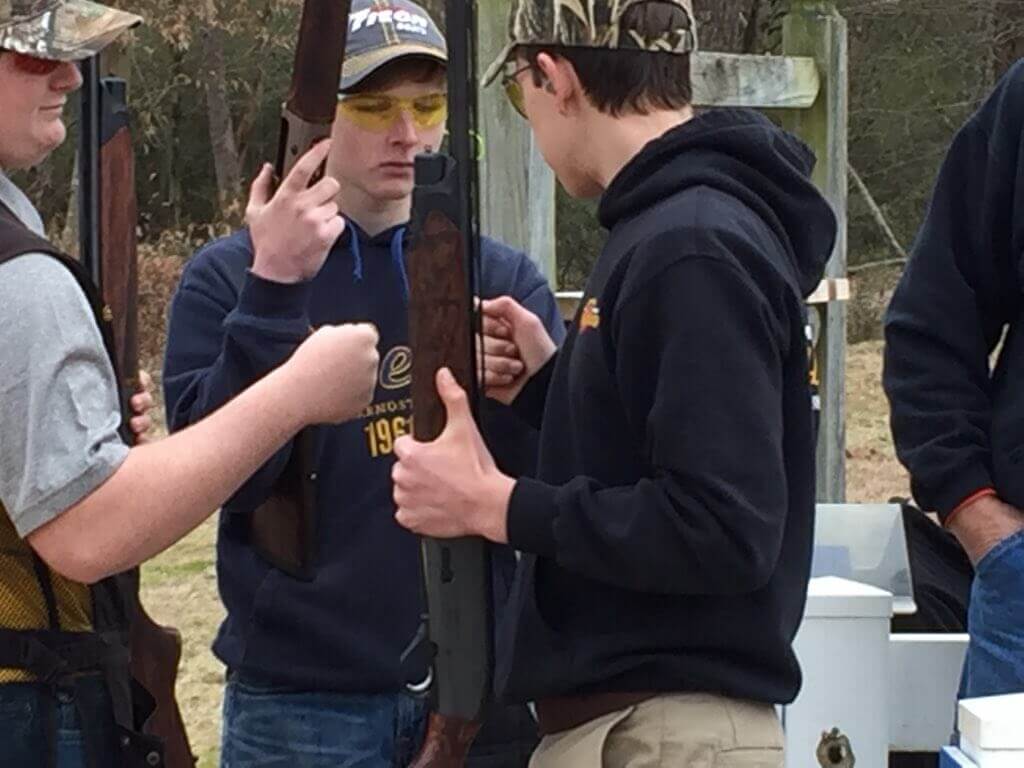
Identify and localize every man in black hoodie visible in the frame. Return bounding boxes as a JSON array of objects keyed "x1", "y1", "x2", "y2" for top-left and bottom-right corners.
[
  {"x1": 884, "y1": 62, "x2": 1024, "y2": 700},
  {"x1": 391, "y1": 0, "x2": 837, "y2": 764}
]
